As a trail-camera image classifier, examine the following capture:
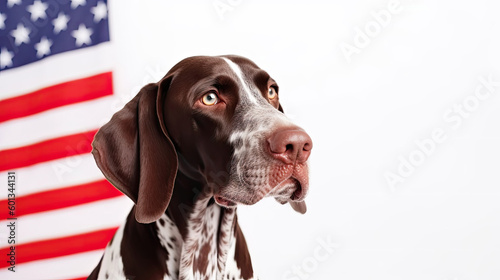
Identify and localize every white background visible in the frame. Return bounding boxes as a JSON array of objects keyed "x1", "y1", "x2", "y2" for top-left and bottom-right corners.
[{"x1": 108, "y1": 1, "x2": 500, "y2": 279}]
